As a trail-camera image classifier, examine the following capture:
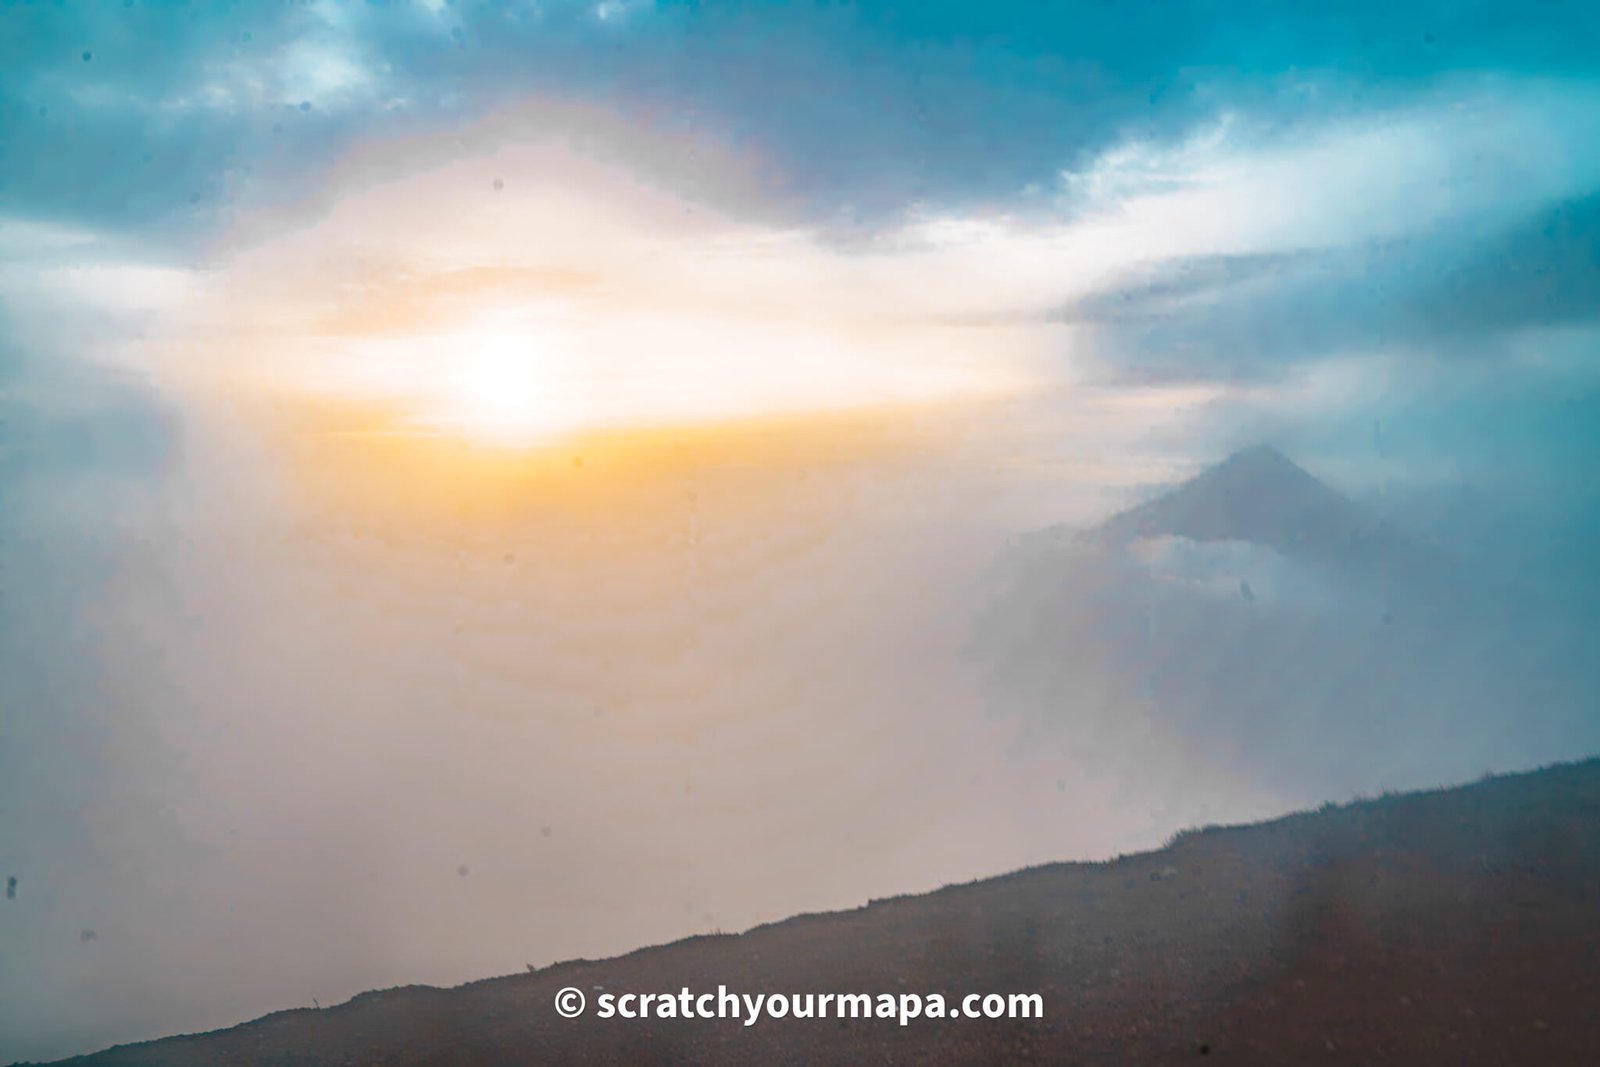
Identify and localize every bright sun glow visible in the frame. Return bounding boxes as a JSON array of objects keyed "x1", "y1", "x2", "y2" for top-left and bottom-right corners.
[
  {"x1": 188, "y1": 142, "x2": 1044, "y2": 449},
  {"x1": 443, "y1": 333, "x2": 587, "y2": 444}
]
